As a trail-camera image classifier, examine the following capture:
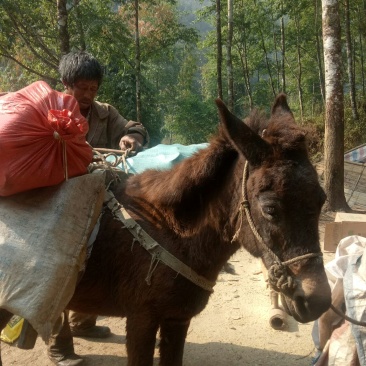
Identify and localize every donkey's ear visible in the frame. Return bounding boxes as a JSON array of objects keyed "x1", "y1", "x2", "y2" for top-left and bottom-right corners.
[
  {"x1": 215, "y1": 98, "x2": 272, "y2": 167},
  {"x1": 271, "y1": 93, "x2": 294, "y2": 118}
]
